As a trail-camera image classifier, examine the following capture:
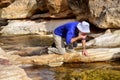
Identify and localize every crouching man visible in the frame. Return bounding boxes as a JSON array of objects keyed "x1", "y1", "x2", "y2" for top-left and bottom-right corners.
[{"x1": 49, "y1": 21, "x2": 90, "y2": 56}]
